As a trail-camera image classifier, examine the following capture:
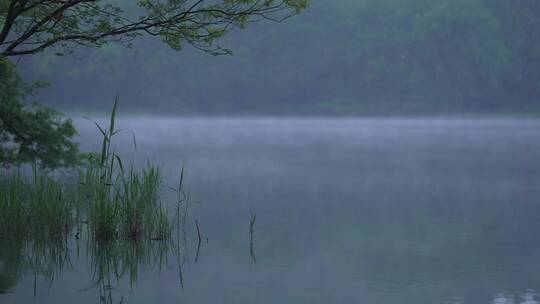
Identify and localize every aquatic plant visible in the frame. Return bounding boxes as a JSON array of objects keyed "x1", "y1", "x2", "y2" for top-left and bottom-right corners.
[
  {"x1": 0, "y1": 99, "x2": 187, "y2": 243},
  {"x1": 79, "y1": 100, "x2": 175, "y2": 241},
  {"x1": 0, "y1": 99, "x2": 195, "y2": 299},
  {"x1": 0, "y1": 166, "x2": 75, "y2": 240},
  {"x1": 0, "y1": 171, "x2": 27, "y2": 238}
]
